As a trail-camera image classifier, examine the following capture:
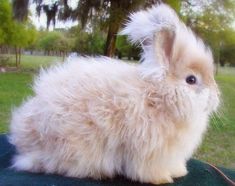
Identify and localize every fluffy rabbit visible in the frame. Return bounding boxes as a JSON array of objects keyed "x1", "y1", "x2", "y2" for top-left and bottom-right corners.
[{"x1": 9, "y1": 4, "x2": 220, "y2": 184}]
